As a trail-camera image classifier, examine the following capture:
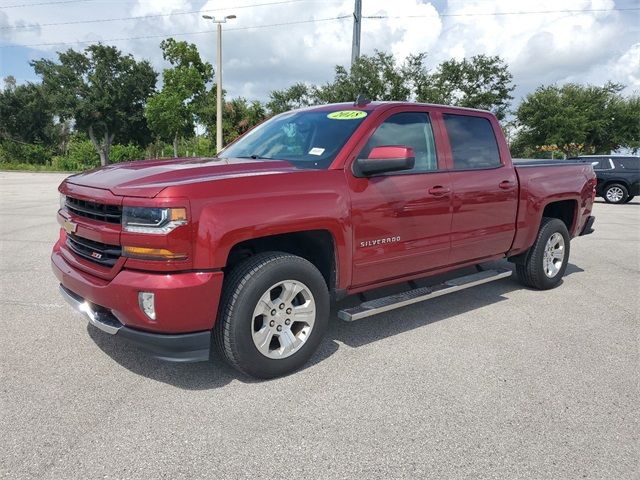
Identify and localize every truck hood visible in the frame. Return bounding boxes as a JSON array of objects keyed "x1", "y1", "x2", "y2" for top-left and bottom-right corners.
[{"x1": 65, "y1": 157, "x2": 298, "y2": 197}]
